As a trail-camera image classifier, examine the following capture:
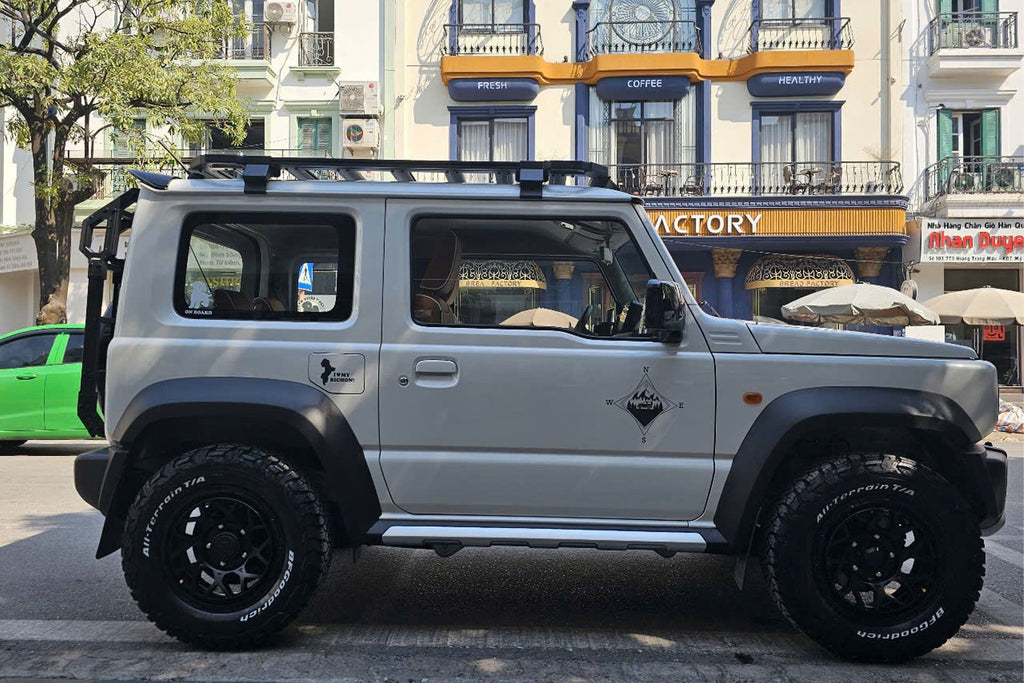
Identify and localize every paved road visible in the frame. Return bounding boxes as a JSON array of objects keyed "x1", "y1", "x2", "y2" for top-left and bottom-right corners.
[{"x1": 0, "y1": 439, "x2": 1020, "y2": 682}]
